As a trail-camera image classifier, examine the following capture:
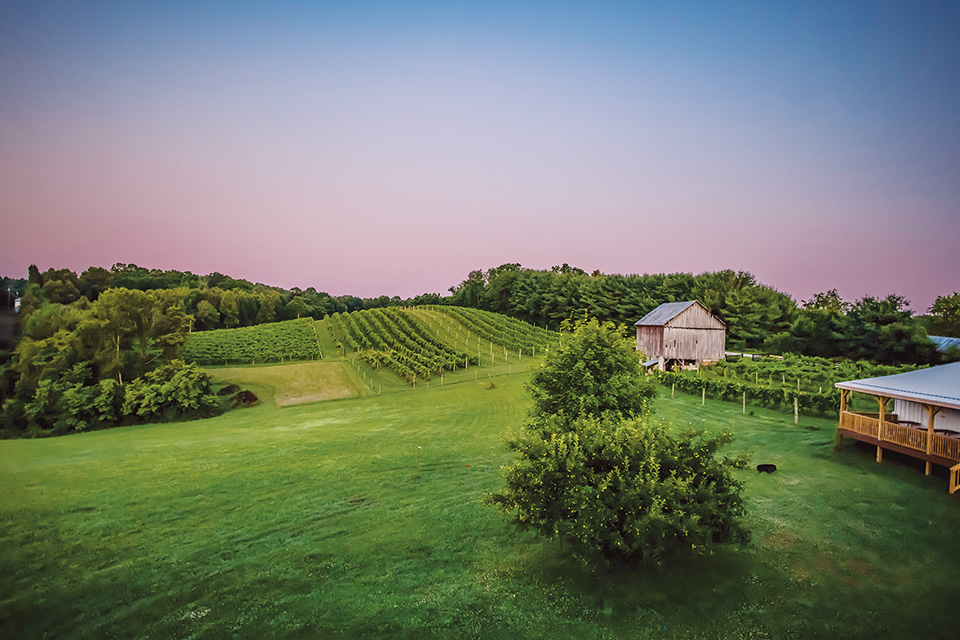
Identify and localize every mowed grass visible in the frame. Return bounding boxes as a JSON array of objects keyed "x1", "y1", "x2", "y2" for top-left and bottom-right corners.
[
  {"x1": 2, "y1": 373, "x2": 960, "y2": 639},
  {"x1": 207, "y1": 361, "x2": 367, "y2": 406}
]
